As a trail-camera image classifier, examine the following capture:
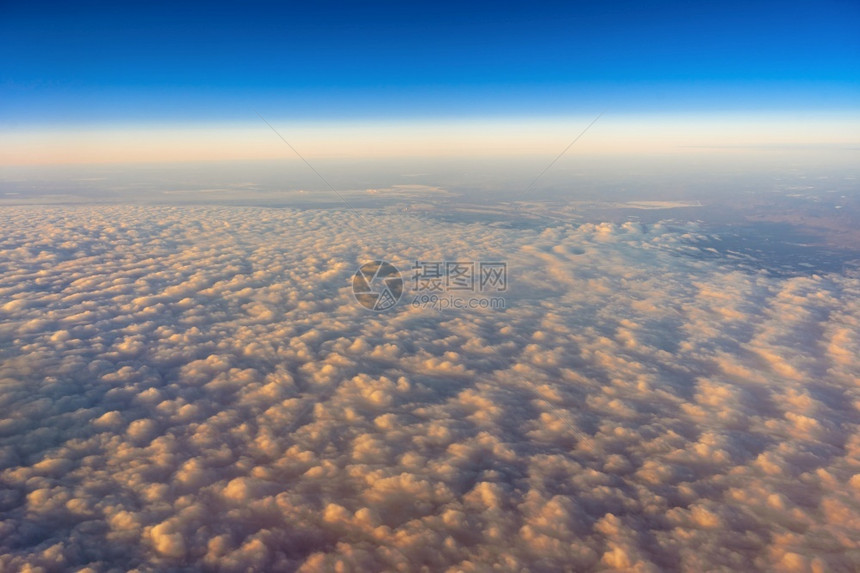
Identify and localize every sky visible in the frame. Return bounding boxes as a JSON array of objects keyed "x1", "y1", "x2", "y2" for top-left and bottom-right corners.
[
  {"x1": 1, "y1": 0, "x2": 859, "y2": 164},
  {"x1": 2, "y1": 2, "x2": 860, "y2": 571}
]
